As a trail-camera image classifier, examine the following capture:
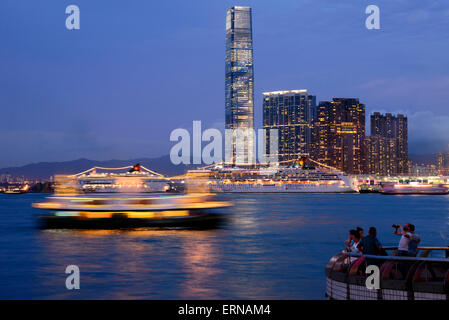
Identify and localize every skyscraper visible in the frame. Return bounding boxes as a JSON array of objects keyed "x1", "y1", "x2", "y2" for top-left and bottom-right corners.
[
  {"x1": 311, "y1": 98, "x2": 366, "y2": 174},
  {"x1": 367, "y1": 112, "x2": 408, "y2": 175},
  {"x1": 437, "y1": 152, "x2": 449, "y2": 175},
  {"x1": 225, "y1": 6, "x2": 254, "y2": 165},
  {"x1": 263, "y1": 90, "x2": 316, "y2": 161}
]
